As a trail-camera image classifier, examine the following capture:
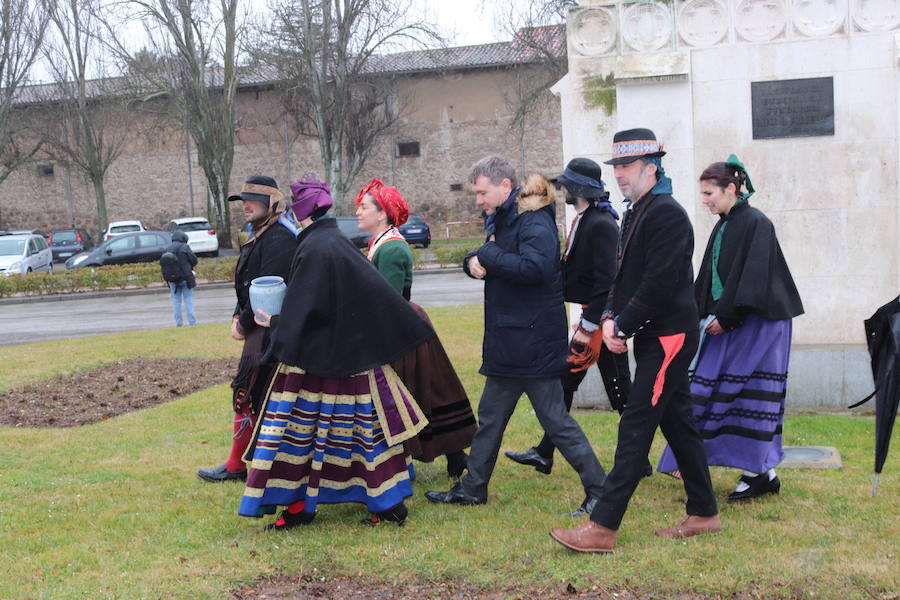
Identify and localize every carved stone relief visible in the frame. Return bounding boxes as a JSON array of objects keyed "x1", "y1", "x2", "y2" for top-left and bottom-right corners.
[
  {"x1": 678, "y1": 0, "x2": 731, "y2": 46},
  {"x1": 566, "y1": 0, "x2": 900, "y2": 60},
  {"x1": 852, "y1": 0, "x2": 900, "y2": 31},
  {"x1": 793, "y1": 0, "x2": 846, "y2": 37},
  {"x1": 621, "y1": 1, "x2": 674, "y2": 52},
  {"x1": 735, "y1": 0, "x2": 788, "y2": 42},
  {"x1": 569, "y1": 6, "x2": 619, "y2": 56}
]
